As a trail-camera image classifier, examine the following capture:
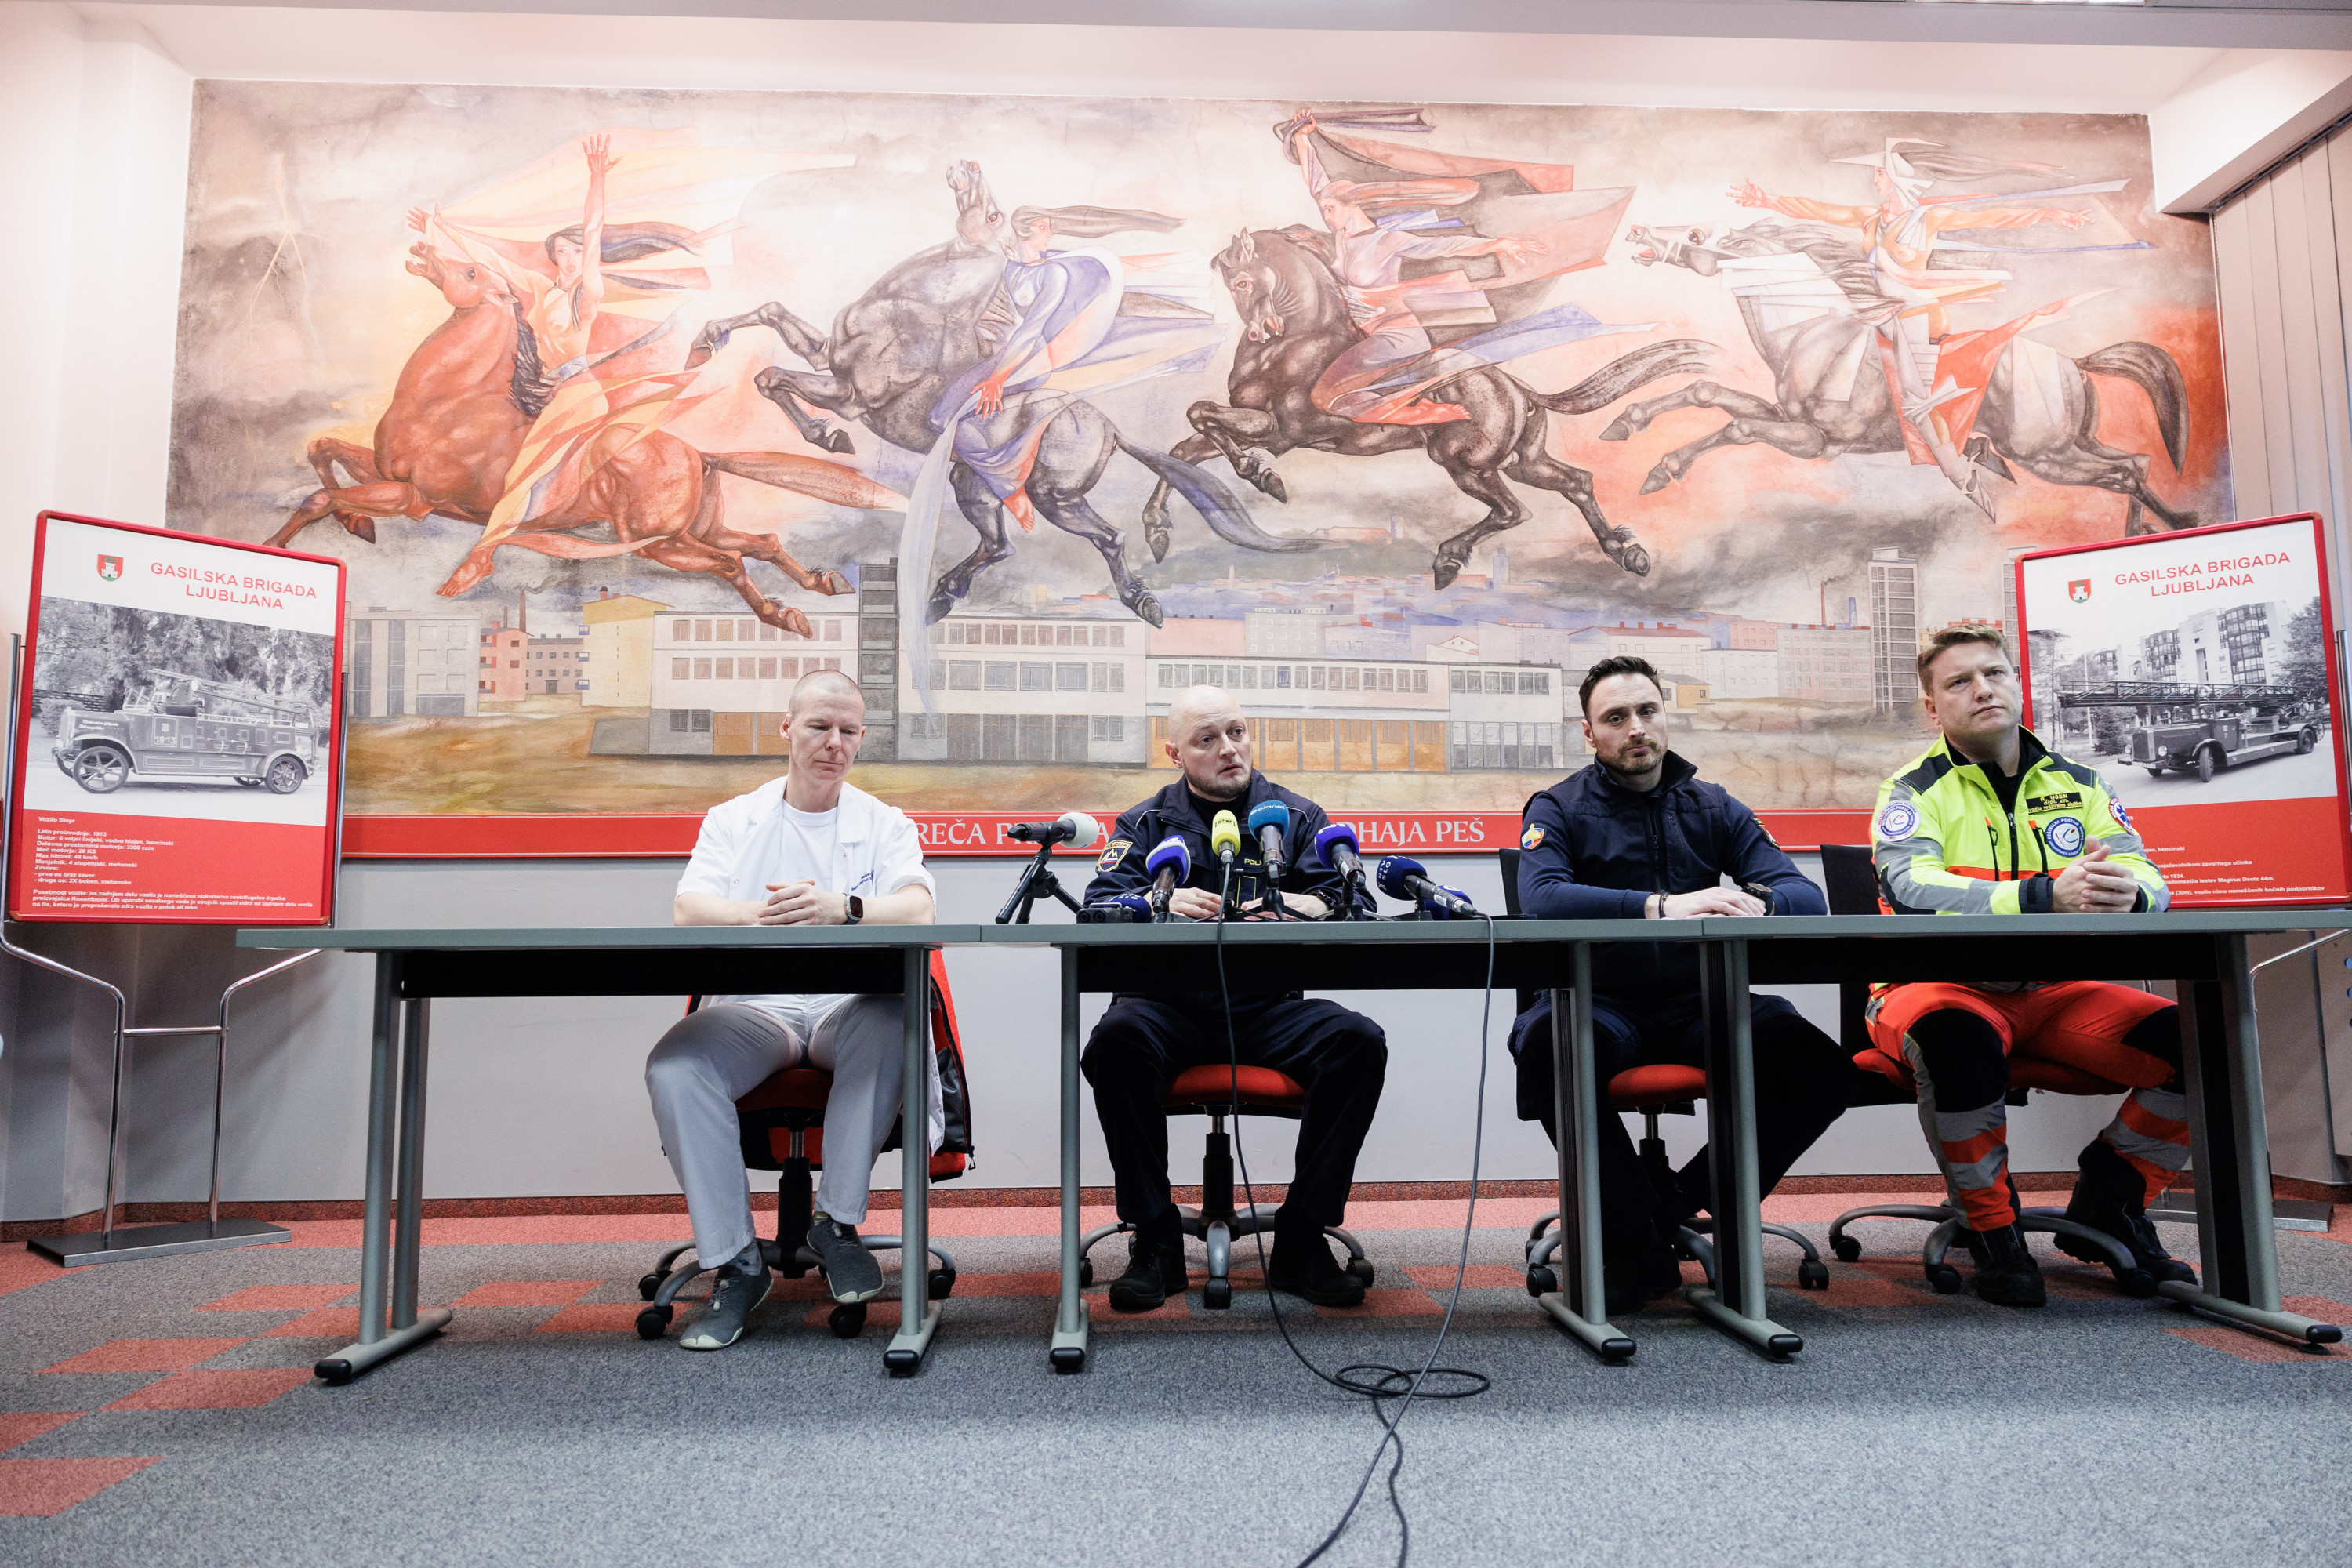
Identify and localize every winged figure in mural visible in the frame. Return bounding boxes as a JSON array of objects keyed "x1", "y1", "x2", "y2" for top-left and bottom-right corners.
[
  {"x1": 684, "y1": 161, "x2": 1308, "y2": 632},
  {"x1": 1613, "y1": 139, "x2": 2196, "y2": 532},
  {"x1": 269, "y1": 132, "x2": 906, "y2": 633},
  {"x1": 1146, "y1": 107, "x2": 1711, "y2": 588}
]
